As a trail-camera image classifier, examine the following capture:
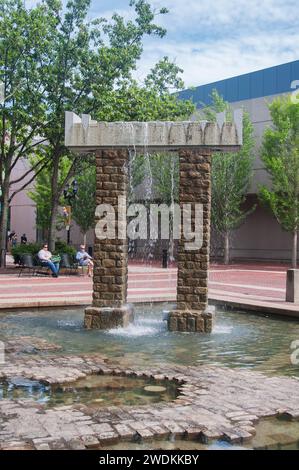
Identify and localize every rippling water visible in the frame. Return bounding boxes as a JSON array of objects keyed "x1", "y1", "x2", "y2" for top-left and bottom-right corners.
[{"x1": 1, "y1": 304, "x2": 299, "y2": 377}]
